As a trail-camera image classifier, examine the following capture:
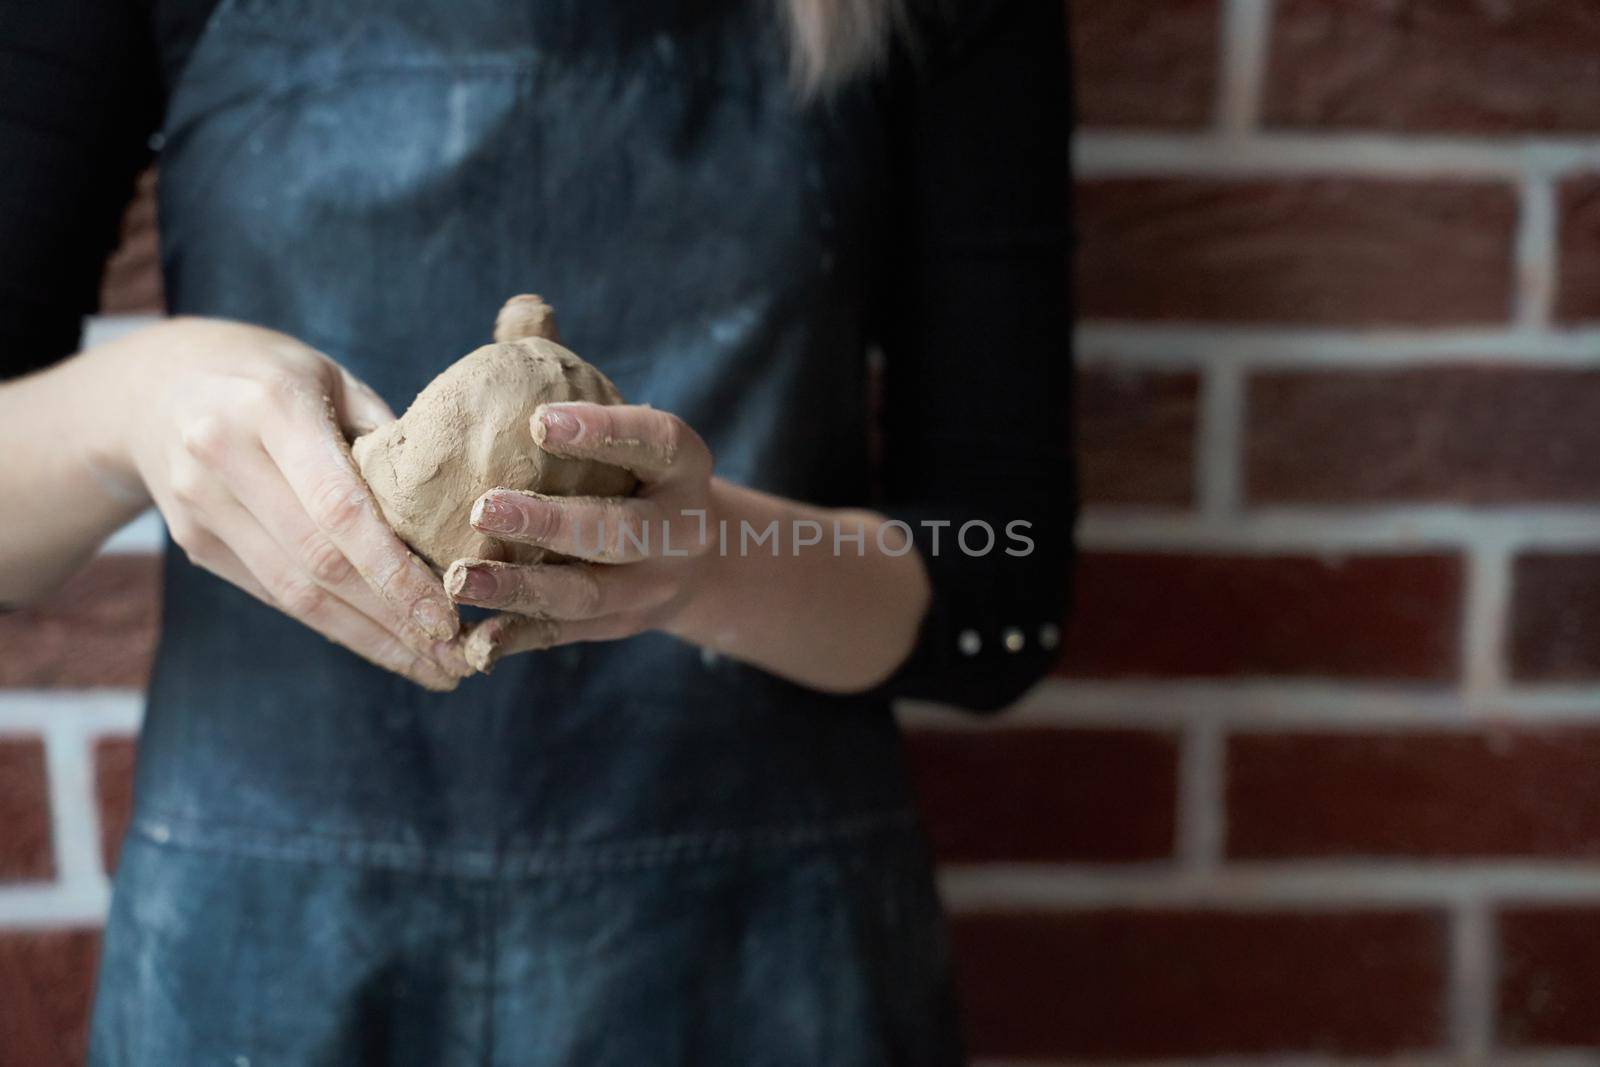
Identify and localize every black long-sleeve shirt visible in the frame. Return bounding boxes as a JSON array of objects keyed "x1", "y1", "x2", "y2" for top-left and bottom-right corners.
[{"x1": 0, "y1": 0, "x2": 1075, "y2": 711}]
